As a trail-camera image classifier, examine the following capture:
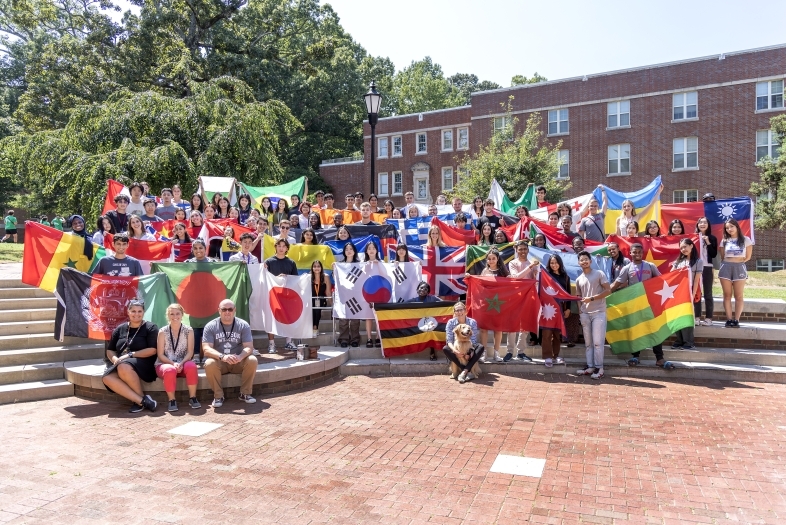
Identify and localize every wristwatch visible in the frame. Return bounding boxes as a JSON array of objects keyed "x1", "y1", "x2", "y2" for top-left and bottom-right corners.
[{"x1": 129, "y1": 352, "x2": 135, "y2": 358}]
